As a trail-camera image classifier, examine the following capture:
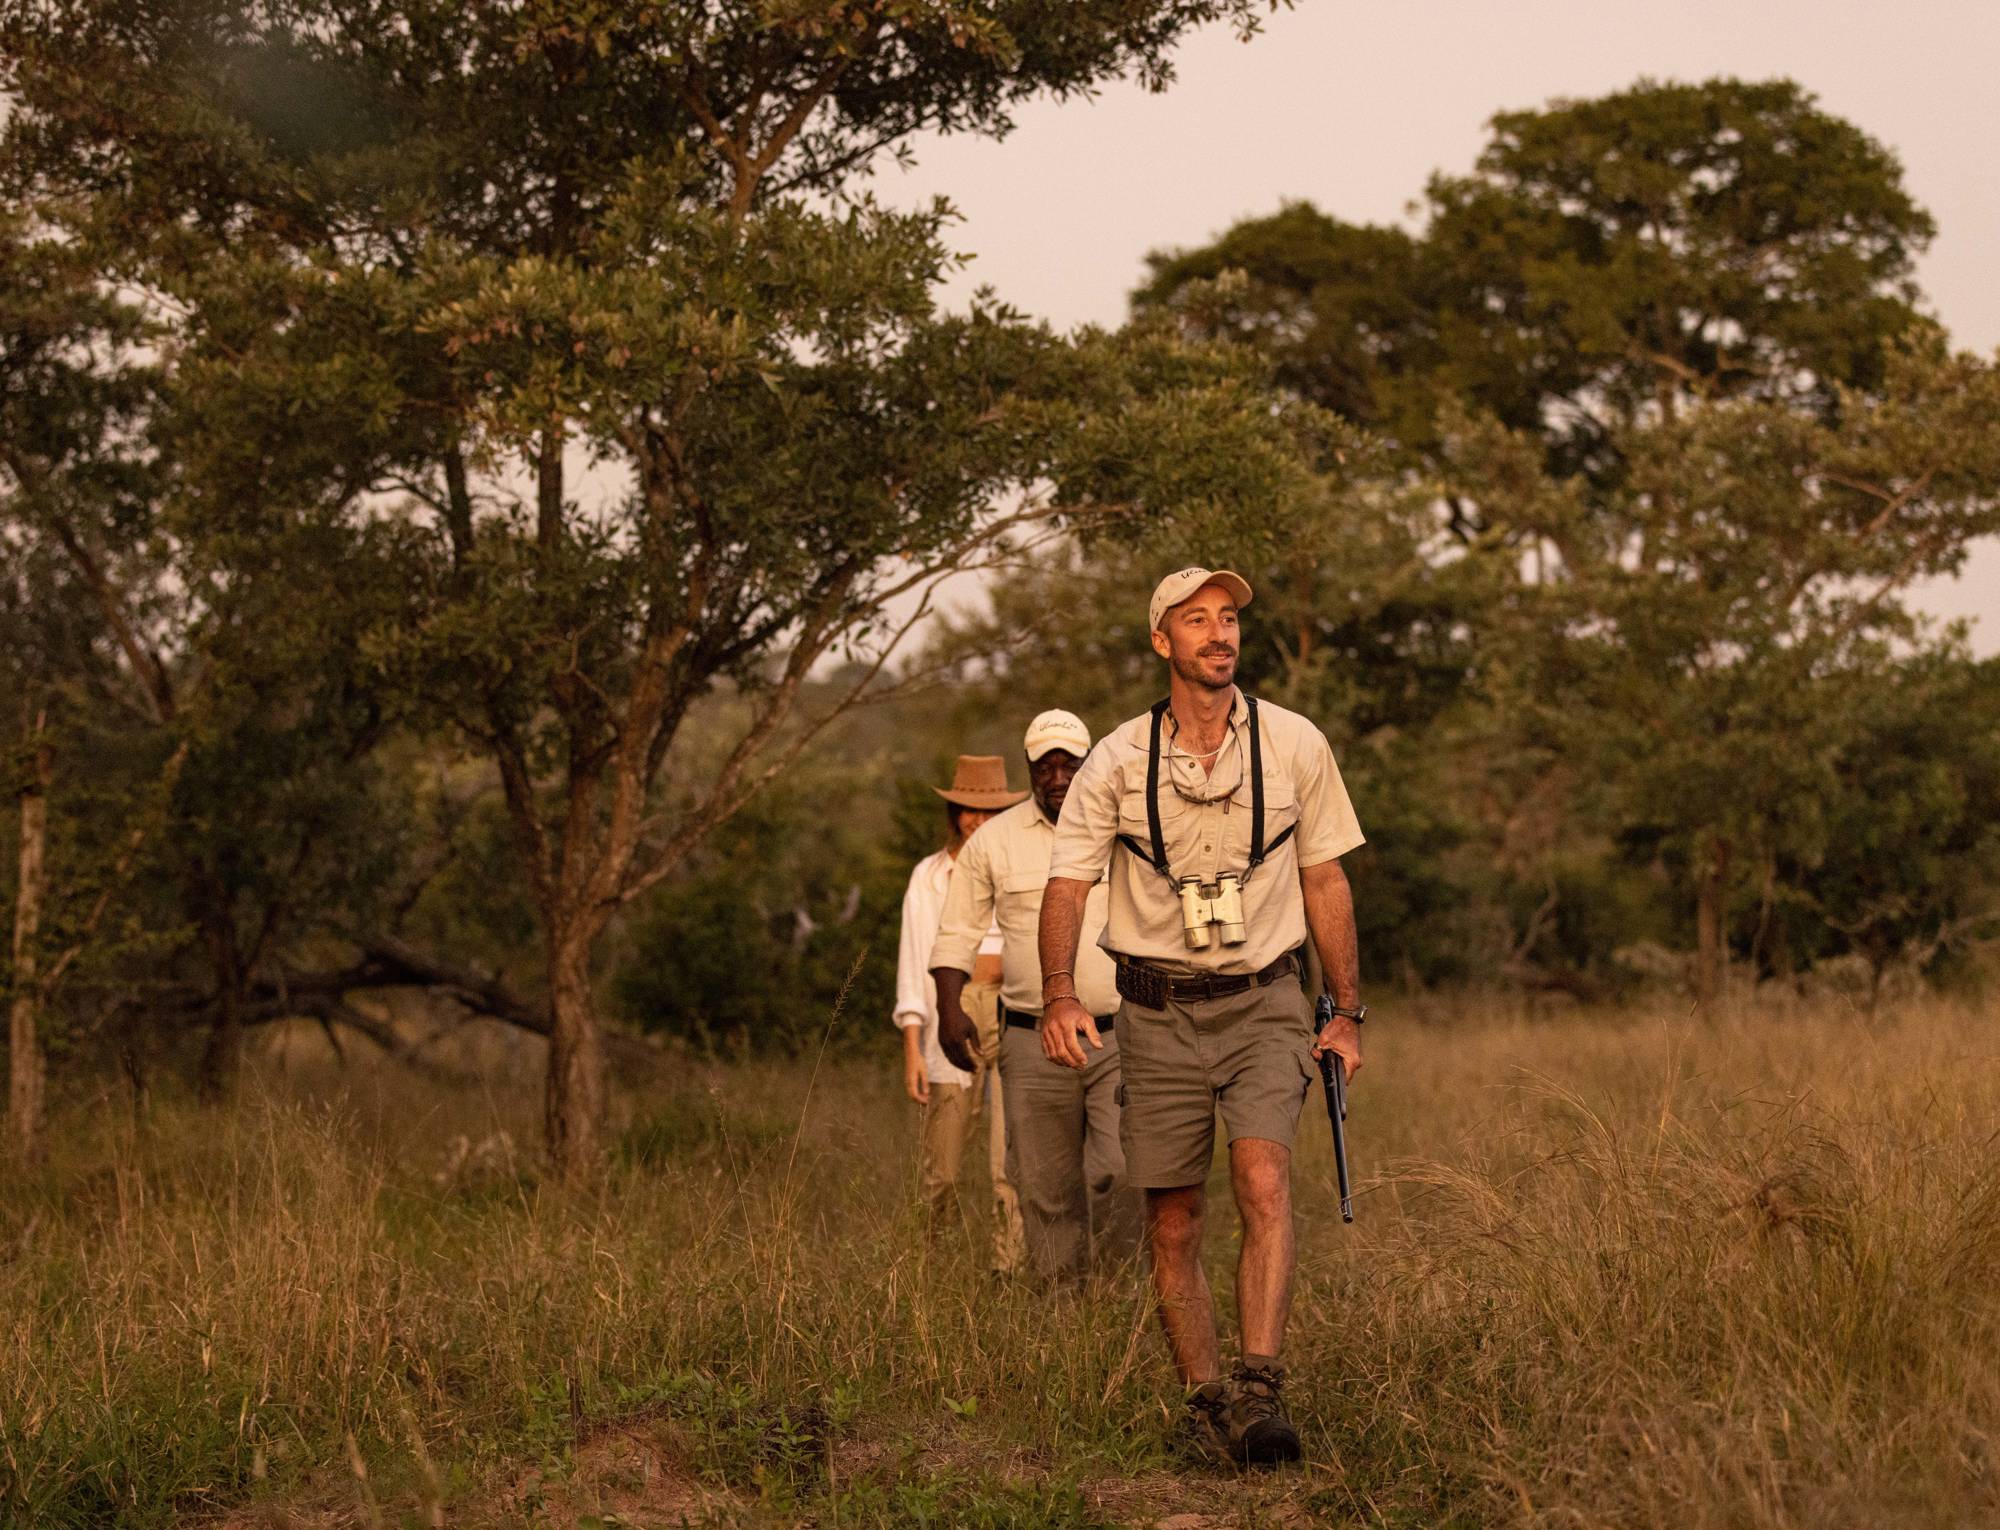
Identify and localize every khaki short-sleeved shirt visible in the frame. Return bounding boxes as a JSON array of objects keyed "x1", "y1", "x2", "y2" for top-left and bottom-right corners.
[
  {"x1": 932, "y1": 799, "x2": 1119, "y2": 1018},
  {"x1": 1047, "y1": 690, "x2": 1364, "y2": 974}
]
